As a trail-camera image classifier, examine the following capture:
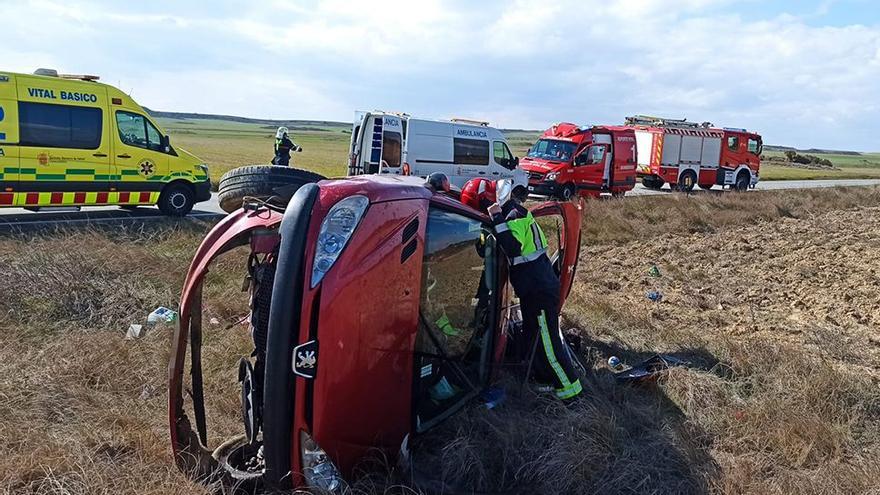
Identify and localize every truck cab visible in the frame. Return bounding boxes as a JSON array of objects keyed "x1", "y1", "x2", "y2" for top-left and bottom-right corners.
[
  {"x1": 519, "y1": 123, "x2": 637, "y2": 200},
  {"x1": 169, "y1": 174, "x2": 582, "y2": 492},
  {"x1": 347, "y1": 111, "x2": 528, "y2": 190}
]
